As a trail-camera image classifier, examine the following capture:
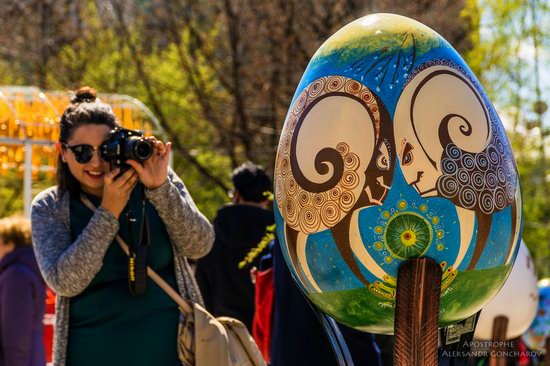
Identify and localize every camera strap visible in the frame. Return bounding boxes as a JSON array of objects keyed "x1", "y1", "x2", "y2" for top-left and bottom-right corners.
[
  {"x1": 127, "y1": 196, "x2": 150, "y2": 297},
  {"x1": 80, "y1": 193, "x2": 149, "y2": 297}
]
